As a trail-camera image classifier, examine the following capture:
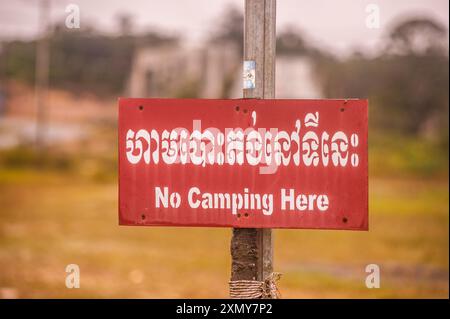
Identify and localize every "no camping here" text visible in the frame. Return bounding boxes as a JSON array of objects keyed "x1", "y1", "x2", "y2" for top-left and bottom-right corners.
[{"x1": 154, "y1": 186, "x2": 330, "y2": 216}]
